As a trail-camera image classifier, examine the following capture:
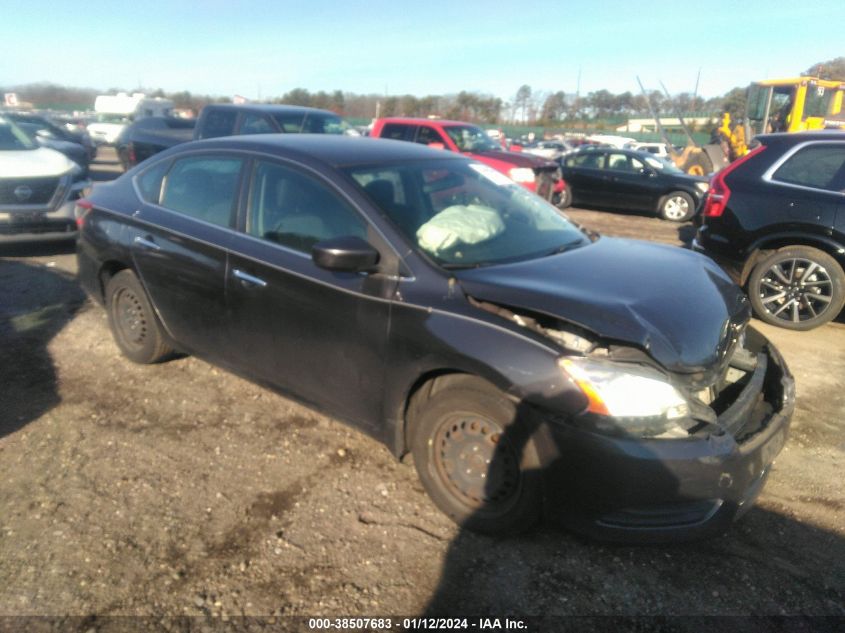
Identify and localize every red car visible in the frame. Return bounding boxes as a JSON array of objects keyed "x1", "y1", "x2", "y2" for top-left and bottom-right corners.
[{"x1": 371, "y1": 118, "x2": 568, "y2": 205}]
